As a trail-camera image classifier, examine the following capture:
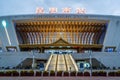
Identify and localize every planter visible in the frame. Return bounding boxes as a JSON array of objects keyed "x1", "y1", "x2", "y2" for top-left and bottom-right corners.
[
  {"x1": 36, "y1": 71, "x2": 42, "y2": 76},
  {"x1": 70, "y1": 71, "x2": 76, "y2": 76},
  {"x1": 0, "y1": 72, "x2": 4, "y2": 76},
  {"x1": 84, "y1": 72, "x2": 90, "y2": 76},
  {"x1": 12, "y1": 71, "x2": 19, "y2": 76},
  {"x1": 28, "y1": 70, "x2": 34, "y2": 76},
  {"x1": 116, "y1": 71, "x2": 120, "y2": 76},
  {"x1": 92, "y1": 72, "x2": 98, "y2": 76},
  {"x1": 20, "y1": 71, "x2": 28, "y2": 76},
  {"x1": 77, "y1": 72, "x2": 83, "y2": 76},
  {"x1": 63, "y1": 72, "x2": 69, "y2": 76},
  {"x1": 57, "y1": 71, "x2": 63, "y2": 76},
  {"x1": 43, "y1": 71, "x2": 49, "y2": 76},
  {"x1": 5, "y1": 71, "x2": 12, "y2": 76},
  {"x1": 98, "y1": 71, "x2": 107, "y2": 76},
  {"x1": 50, "y1": 71, "x2": 55, "y2": 76},
  {"x1": 108, "y1": 72, "x2": 115, "y2": 76}
]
